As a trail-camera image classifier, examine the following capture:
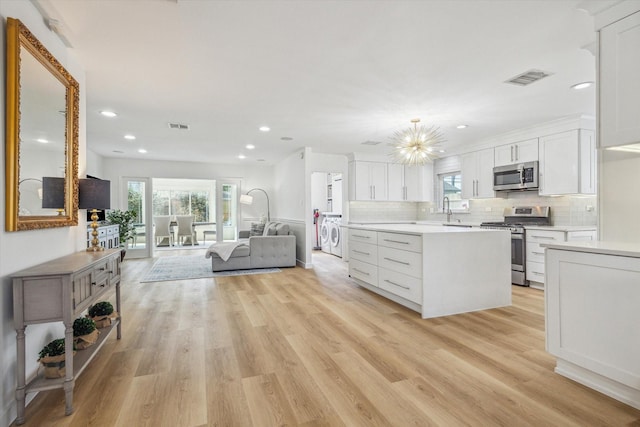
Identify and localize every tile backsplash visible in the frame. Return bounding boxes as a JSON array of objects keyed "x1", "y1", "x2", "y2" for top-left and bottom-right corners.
[{"x1": 350, "y1": 193, "x2": 597, "y2": 226}]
